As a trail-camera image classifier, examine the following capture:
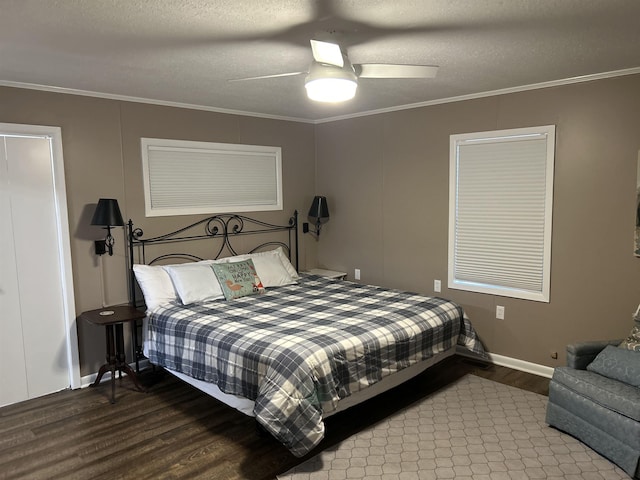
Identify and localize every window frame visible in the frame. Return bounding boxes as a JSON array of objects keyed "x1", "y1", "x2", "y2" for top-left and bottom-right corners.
[
  {"x1": 448, "y1": 125, "x2": 555, "y2": 302},
  {"x1": 141, "y1": 138, "x2": 283, "y2": 217}
]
